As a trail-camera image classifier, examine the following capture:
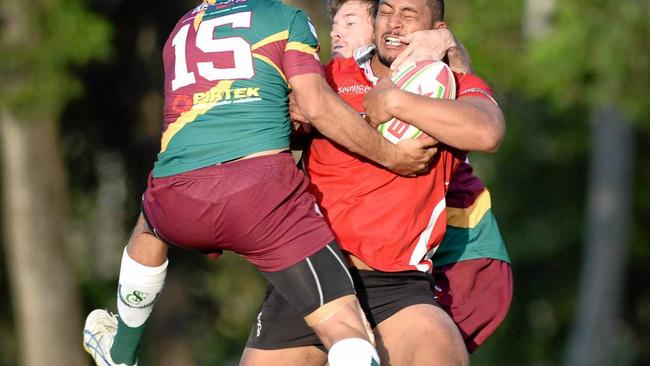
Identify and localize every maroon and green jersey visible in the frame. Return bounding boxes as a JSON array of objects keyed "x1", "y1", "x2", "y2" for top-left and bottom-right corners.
[{"x1": 154, "y1": 0, "x2": 323, "y2": 177}]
